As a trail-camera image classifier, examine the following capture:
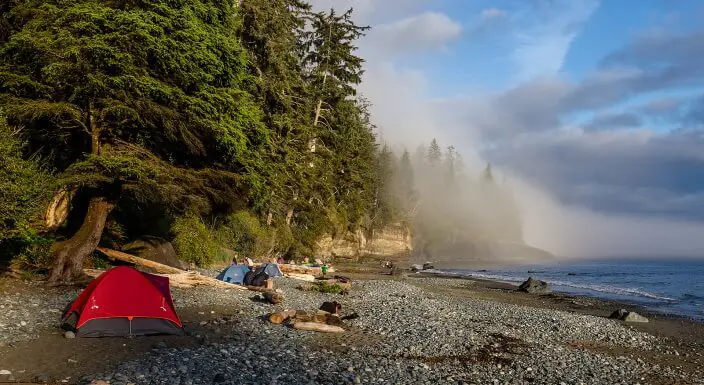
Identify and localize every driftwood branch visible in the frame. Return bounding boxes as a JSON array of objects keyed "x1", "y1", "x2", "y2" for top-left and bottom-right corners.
[{"x1": 97, "y1": 248, "x2": 184, "y2": 274}]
